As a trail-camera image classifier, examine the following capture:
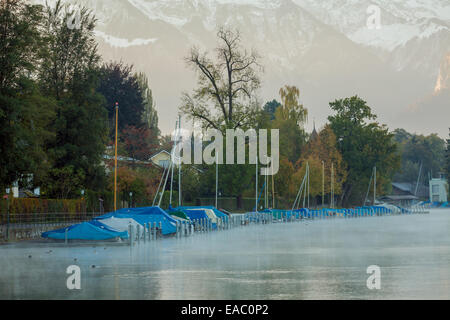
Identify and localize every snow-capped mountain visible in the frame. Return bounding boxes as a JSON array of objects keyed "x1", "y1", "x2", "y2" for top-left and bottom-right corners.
[{"x1": 30, "y1": 0, "x2": 450, "y2": 137}]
